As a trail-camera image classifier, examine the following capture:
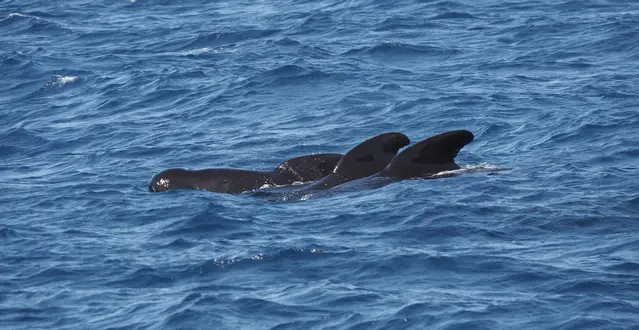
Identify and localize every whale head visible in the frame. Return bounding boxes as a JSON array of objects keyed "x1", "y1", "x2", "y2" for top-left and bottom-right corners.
[{"x1": 148, "y1": 168, "x2": 193, "y2": 192}]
